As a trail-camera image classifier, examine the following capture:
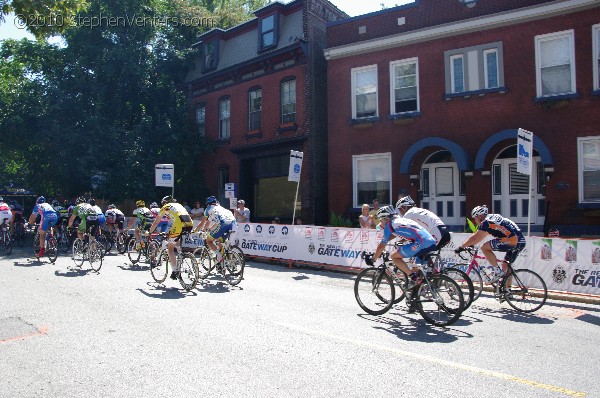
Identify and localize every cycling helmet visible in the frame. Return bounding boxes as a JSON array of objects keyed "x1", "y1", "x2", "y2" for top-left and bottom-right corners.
[
  {"x1": 150, "y1": 202, "x2": 158, "y2": 208},
  {"x1": 75, "y1": 196, "x2": 86, "y2": 204},
  {"x1": 88, "y1": 198, "x2": 96, "y2": 206},
  {"x1": 37, "y1": 196, "x2": 46, "y2": 204},
  {"x1": 135, "y1": 200, "x2": 145, "y2": 208},
  {"x1": 395, "y1": 195, "x2": 416, "y2": 209},
  {"x1": 0, "y1": 196, "x2": 3, "y2": 201},
  {"x1": 107, "y1": 204, "x2": 116, "y2": 209},
  {"x1": 205, "y1": 196, "x2": 217, "y2": 206},
  {"x1": 376, "y1": 205, "x2": 396, "y2": 220},
  {"x1": 471, "y1": 205, "x2": 489, "y2": 218},
  {"x1": 161, "y1": 195, "x2": 175, "y2": 206},
  {"x1": 51, "y1": 200, "x2": 59, "y2": 207}
]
